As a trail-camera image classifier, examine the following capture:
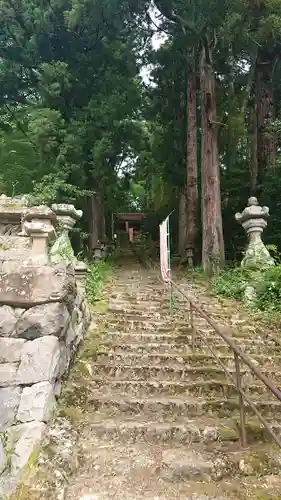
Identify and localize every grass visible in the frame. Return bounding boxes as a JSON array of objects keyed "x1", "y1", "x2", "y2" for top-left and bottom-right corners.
[{"x1": 85, "y1": 260, "x2": 115, "y2": 305}]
